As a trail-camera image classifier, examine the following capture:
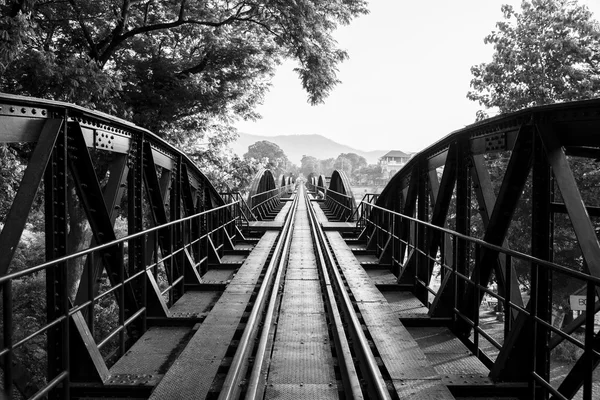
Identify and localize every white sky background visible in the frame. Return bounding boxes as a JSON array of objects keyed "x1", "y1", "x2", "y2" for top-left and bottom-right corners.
[{"x1": 235, "y1": 0, "x2": 600, "y2": 154}]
